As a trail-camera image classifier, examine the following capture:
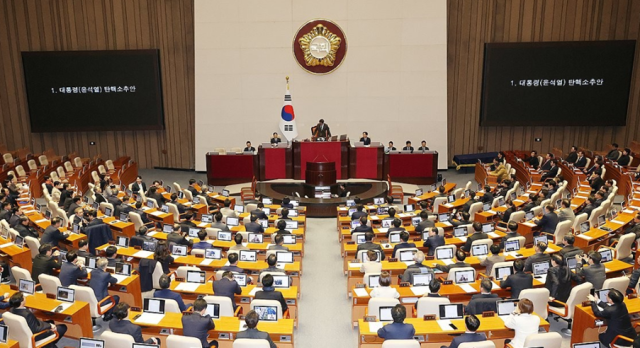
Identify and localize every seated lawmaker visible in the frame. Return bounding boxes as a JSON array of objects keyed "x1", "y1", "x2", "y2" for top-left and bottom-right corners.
[
  {"x1": 356, "y1": 232, "x2": 385, "y2": 260},
  {"x1": 385, "y1": 141, "x2": 396, "y2": 153},
  {"x1": 418, "y1": 140, "x2": 429, "y2": 151},
  {"x1": 359, "y1": 132, "x2": 371, "y2": 145},
  {"x1": 377, "y1": 305, "x2": 415, "y2": 339},
  {"x1": 59, "y1": 251, "x2": 88, "y2": 286},
  {"x1": 360, "y1": 250, "x2": 382, "y2": 274},
  {"x1": 110, "y1": 302, "x2": 160, "y2": 344},
  {"x1": 500, "y1": 259, "x2": 533, "y2": 299},
  {"x1": 527, "y1": 151, "x2": 539, "y2": 169},
  {"x1": 155, "y1": 274, "x2": 190, "y2": 312},
  {"x1": 352, "y1": 215, "x2": 372, "y2": 233},
  {"x1": 402, "y1": 141, "x2": 414, "y2": 153},
  {"x1": 243, "y1": 141, "x2": 256, "y2": 153},
  {"x1": 236, "y1": 310, "x2": 277, "y2": 348},
  {"x1": 182, "y1": 298, "x2": 217, "y2": 347},
  {"x1": 618, "y1": 148, "x2": 632, "y2": 166},
  {"x1": 442, "y1": 315, "x2": 486, "y2": 348},
  {"x1": 270, "y1": 132, "x2": 281, "y2": 144},
  {"x1": 423, "y1": 228, "x2": 444, "y2": 256},
  {"x1": 268, "y1": 235, "x2": 289, "y2": 251},
  {"x1": 192, "y1": 229, "x2": 213, "y2": 250},
  {"x1": 255, "y1": 274, "x2": 288, "y2": 313},
  {"x1": 392, "y1": 231, "x2": 415, "y2": 258},
  {"x1": 466, "y1": 279, "x2": 499, "y2": 315},
  {"x1": 281, "y1": 197, "x2": 294, "y2": 209},
  {"x1": 9, "y1": 292, "x2": 67, "y2": 346}
]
